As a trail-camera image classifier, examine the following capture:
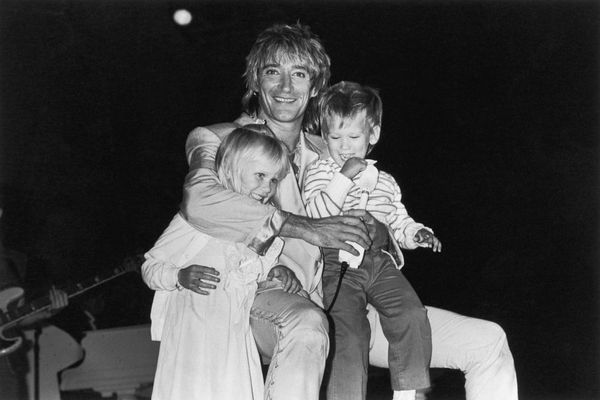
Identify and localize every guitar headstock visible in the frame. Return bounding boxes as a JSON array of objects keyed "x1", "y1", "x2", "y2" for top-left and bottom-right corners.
[{"x1": 117, "y1": 254, "x2": 145, "y2": 275}]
